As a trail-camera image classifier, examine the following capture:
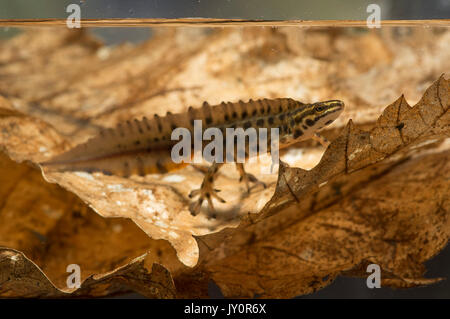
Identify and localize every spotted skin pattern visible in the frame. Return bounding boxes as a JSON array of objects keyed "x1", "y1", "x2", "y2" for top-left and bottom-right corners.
[{"x1": 42, "y1": 98, "x2": 344, "y2": 216}]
